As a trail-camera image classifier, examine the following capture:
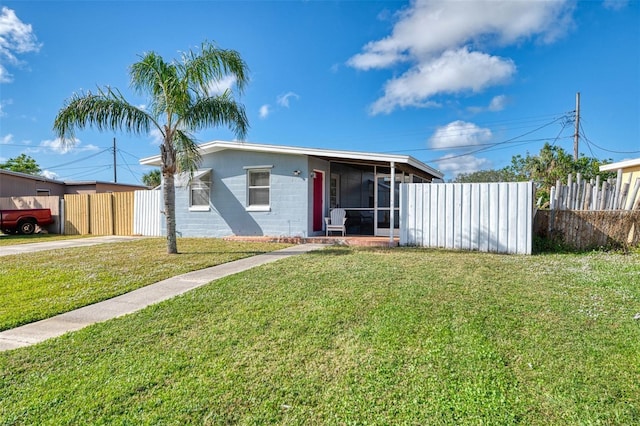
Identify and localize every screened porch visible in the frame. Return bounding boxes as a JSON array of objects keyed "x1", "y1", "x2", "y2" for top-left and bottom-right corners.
[{"x1": 325, "y1": 161, "x2": 433, "y2": 236}]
